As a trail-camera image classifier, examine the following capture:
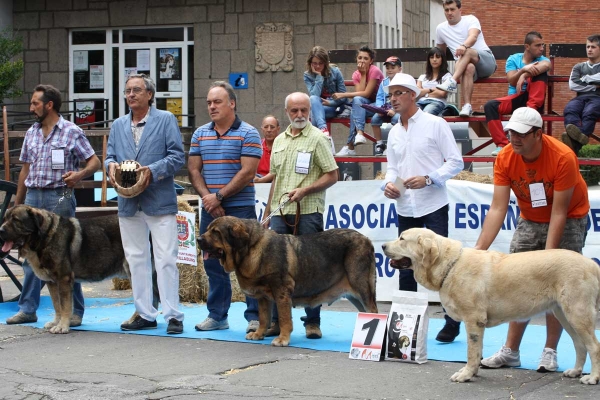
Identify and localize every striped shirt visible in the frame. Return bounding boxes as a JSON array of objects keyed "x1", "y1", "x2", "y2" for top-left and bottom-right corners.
[
  {"x1": 20, "y1": 115, "x2": 96, "y2": 189},
  {"x1": 189, "y1": 116, "x2": 262, "y2": 207},
  {"x1": 270, "y1": 122, "x2": 338, "y2": 215}
]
